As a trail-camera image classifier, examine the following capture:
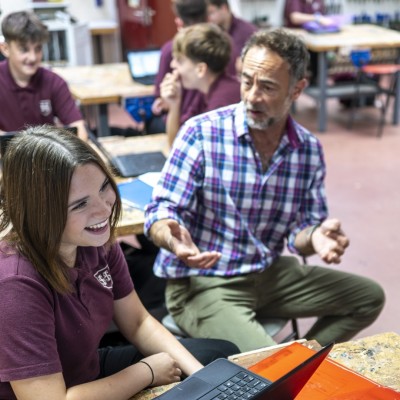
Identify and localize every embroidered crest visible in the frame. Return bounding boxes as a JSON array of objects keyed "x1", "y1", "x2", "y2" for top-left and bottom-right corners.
[
  {"x1": 39, "y1": 100, "x2": 52, "y2": 117},
  {"x1": 94, "y1": 265, "x2": 113, "y2": 289}
]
